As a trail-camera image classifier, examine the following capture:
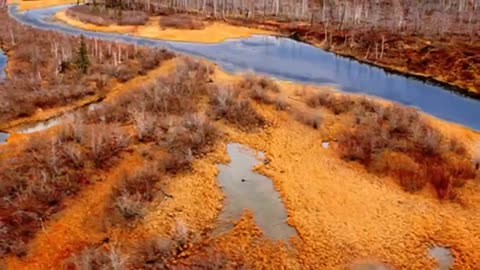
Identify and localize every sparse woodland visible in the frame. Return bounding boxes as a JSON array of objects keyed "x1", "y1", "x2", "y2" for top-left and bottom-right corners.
[
  {"x1": 0, "y1": 10, "x2": 174, "y2": 124},
  {"x1": 70, "y1": 0, "x2": 480, "y2": 92}
]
